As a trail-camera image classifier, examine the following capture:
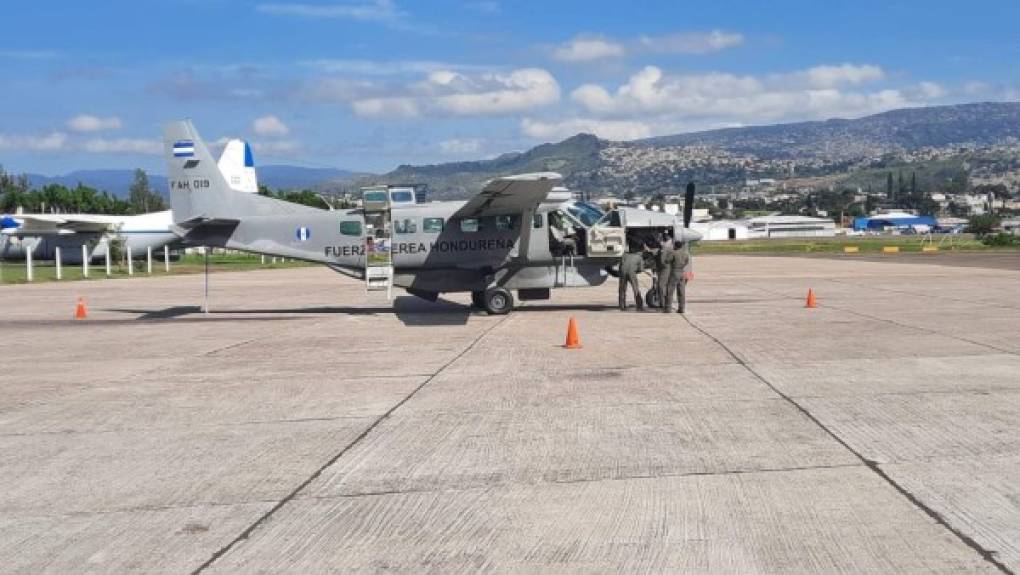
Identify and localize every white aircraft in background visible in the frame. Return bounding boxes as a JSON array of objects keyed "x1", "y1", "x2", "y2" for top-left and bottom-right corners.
[{"x1": 1, "y1": 139, "x2": 258, "y2": 262}]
